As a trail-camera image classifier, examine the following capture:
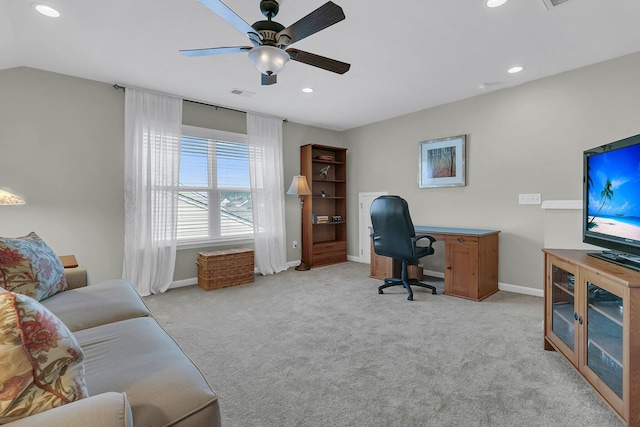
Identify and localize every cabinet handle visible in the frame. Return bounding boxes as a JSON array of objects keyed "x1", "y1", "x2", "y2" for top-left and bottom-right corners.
[
  {"x1": 578, "y1": 316, "x2": 583, "y2": 325},
  {"x1": 574, "y1": 312, "x2": 578, "y2": 321}
]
